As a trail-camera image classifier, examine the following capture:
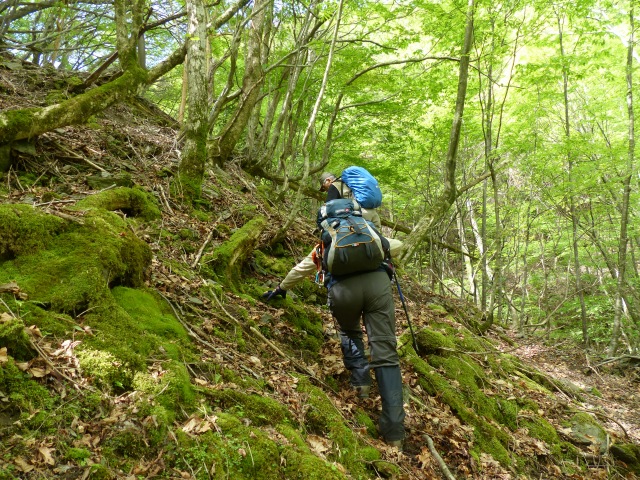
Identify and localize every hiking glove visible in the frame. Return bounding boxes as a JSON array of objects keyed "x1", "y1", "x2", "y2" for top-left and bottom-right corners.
[{"x1": 262, "y1": 286, "x2": 286, "y2": 301}]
